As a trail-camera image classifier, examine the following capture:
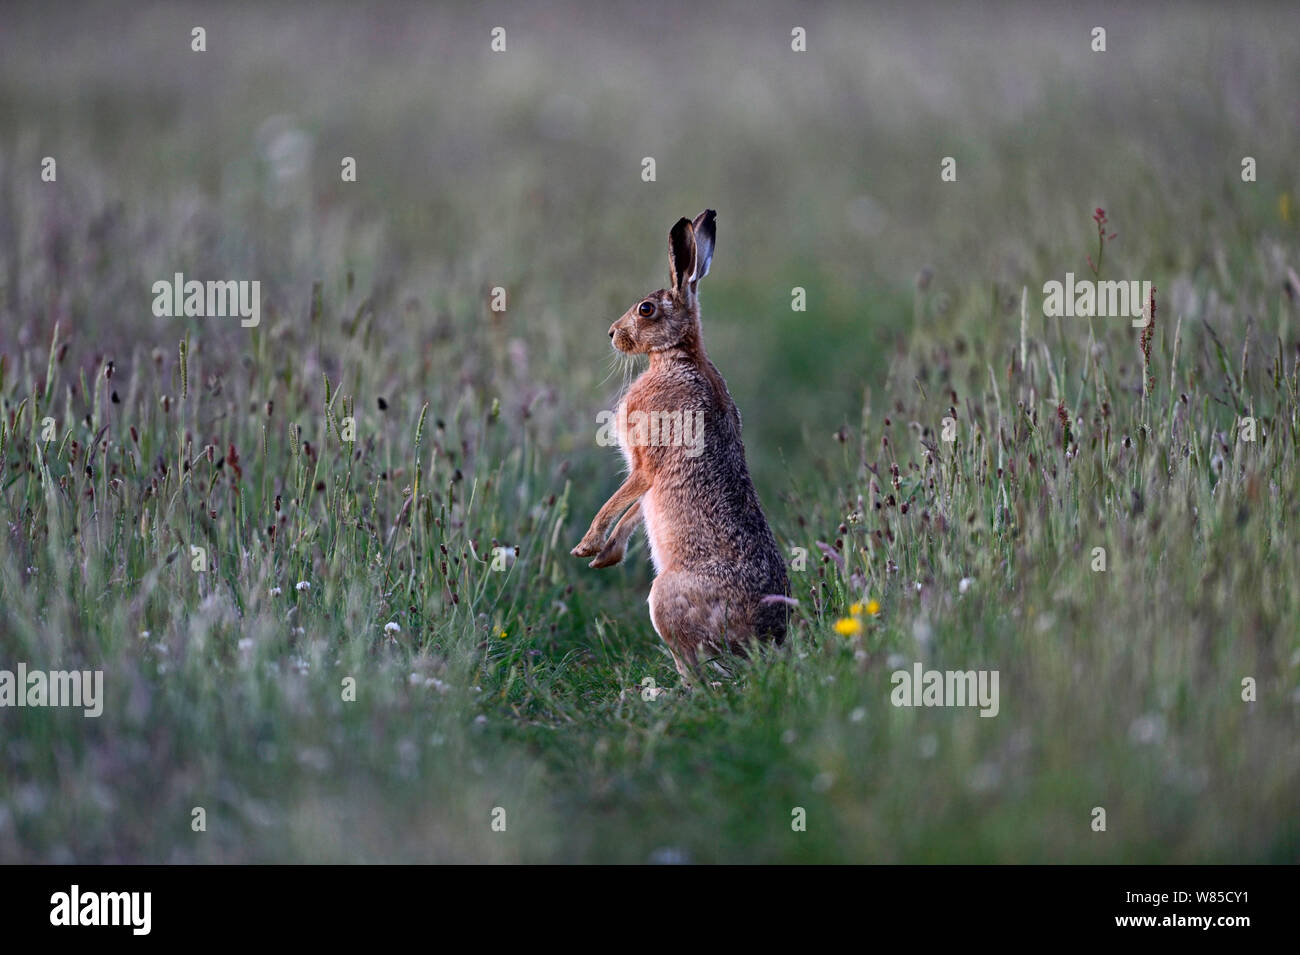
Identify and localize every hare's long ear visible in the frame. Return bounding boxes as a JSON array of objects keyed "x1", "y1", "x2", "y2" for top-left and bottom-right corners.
[
  {"x1": 689, "y1": 209, "x2": 716, "y2": 290},
  {"x1": 668, "y1": 217, "x2": 697, "y2": 296}
]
